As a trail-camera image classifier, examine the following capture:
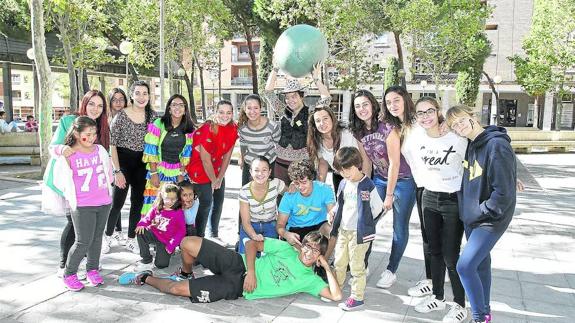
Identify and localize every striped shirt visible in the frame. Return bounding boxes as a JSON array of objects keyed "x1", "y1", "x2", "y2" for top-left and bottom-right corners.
[
  {"x1": 239, "y1": 118, "x2": 281, "y2": 165},
  {"x1": 239, "y1": 178, "x2": 286, "y2": 222}
]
